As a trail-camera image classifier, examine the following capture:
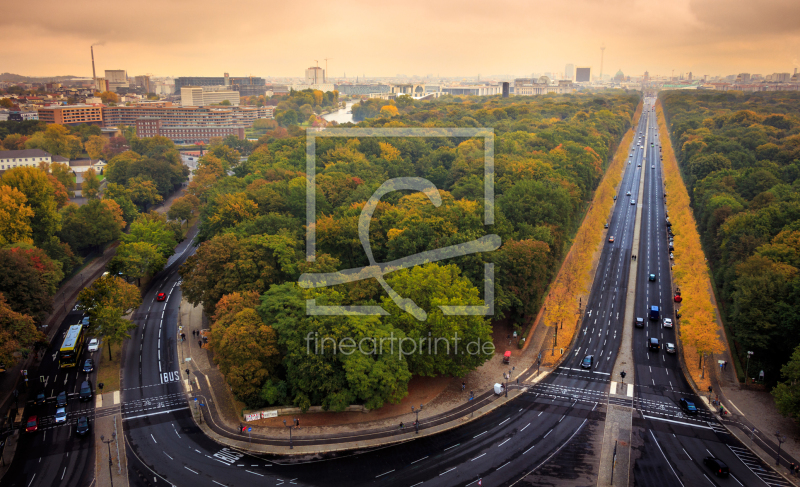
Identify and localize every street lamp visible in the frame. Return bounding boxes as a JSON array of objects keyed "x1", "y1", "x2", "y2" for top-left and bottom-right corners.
[
  {"x1": 412, "y1": 404, "x2": 423, "y2": 434},
  {"x1": 775, "y1": 431, "x2": 786, "y2": 466},
  {"x1": 282, "y1": 420, "x2": 293, "y2": 449},
  {"x1": 746, "y1": 351, "x2": 754, "y2": 384},
  {"x1": 101, "y1": 433, "x2": 116, "y2": 487}
]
